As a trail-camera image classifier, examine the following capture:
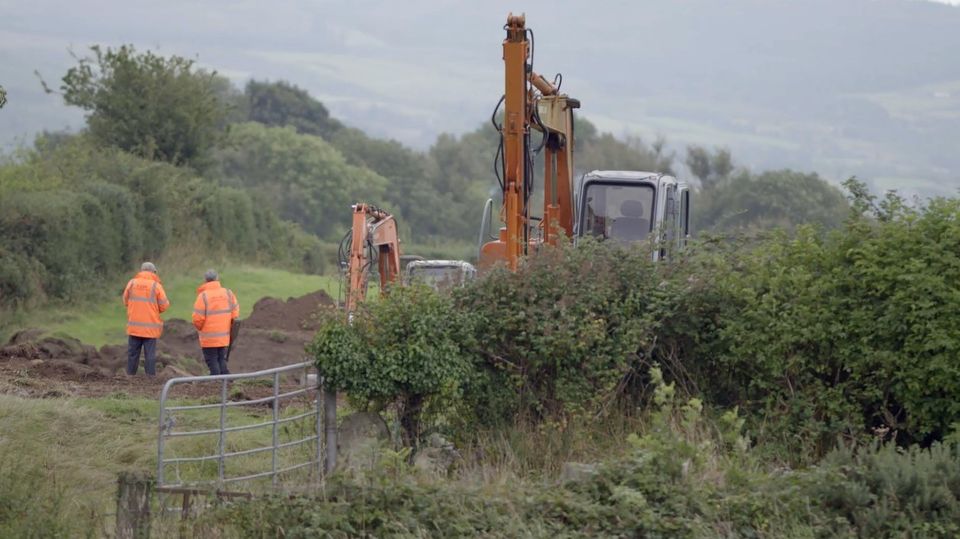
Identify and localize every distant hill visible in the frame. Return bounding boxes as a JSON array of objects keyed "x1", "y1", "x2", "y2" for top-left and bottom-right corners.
[{"x1": 1, "y1": 0, "x2": 958, "y2": 196}]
